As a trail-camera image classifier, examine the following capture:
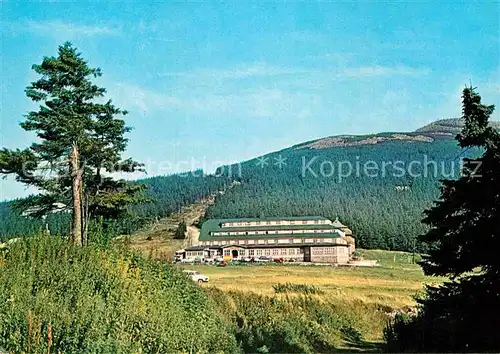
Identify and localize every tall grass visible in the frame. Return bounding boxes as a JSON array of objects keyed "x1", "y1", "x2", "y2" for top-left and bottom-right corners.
[
  {"x1": 272, "y1": 283, "x2": 324, "y2": 295},
  {"x1": 0, "y1": 235, "x2": 238, "y2": 353},
  {"x1": 208, "y1": 288, "x2": 386, "y2": 353}
]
